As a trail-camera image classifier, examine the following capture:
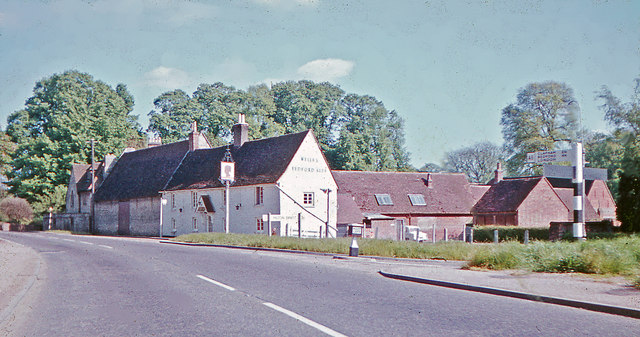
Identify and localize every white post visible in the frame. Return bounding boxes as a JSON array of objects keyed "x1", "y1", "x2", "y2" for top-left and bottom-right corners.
[
  {"x1": 159, "y1": 196, "x2": 166, "y2": 238},
  {"x1": 431, "y1": 224, "x2": 436, "y2": 243},
  {"x1": 572, "y1": 142, "x2": 586, "y2": 240},
  {"x1": 268, "y1": 213, "x2": 272, "y2": 237},
  {"x1": 225, "y1": 181, "x2": 230, "y2": 234}
]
